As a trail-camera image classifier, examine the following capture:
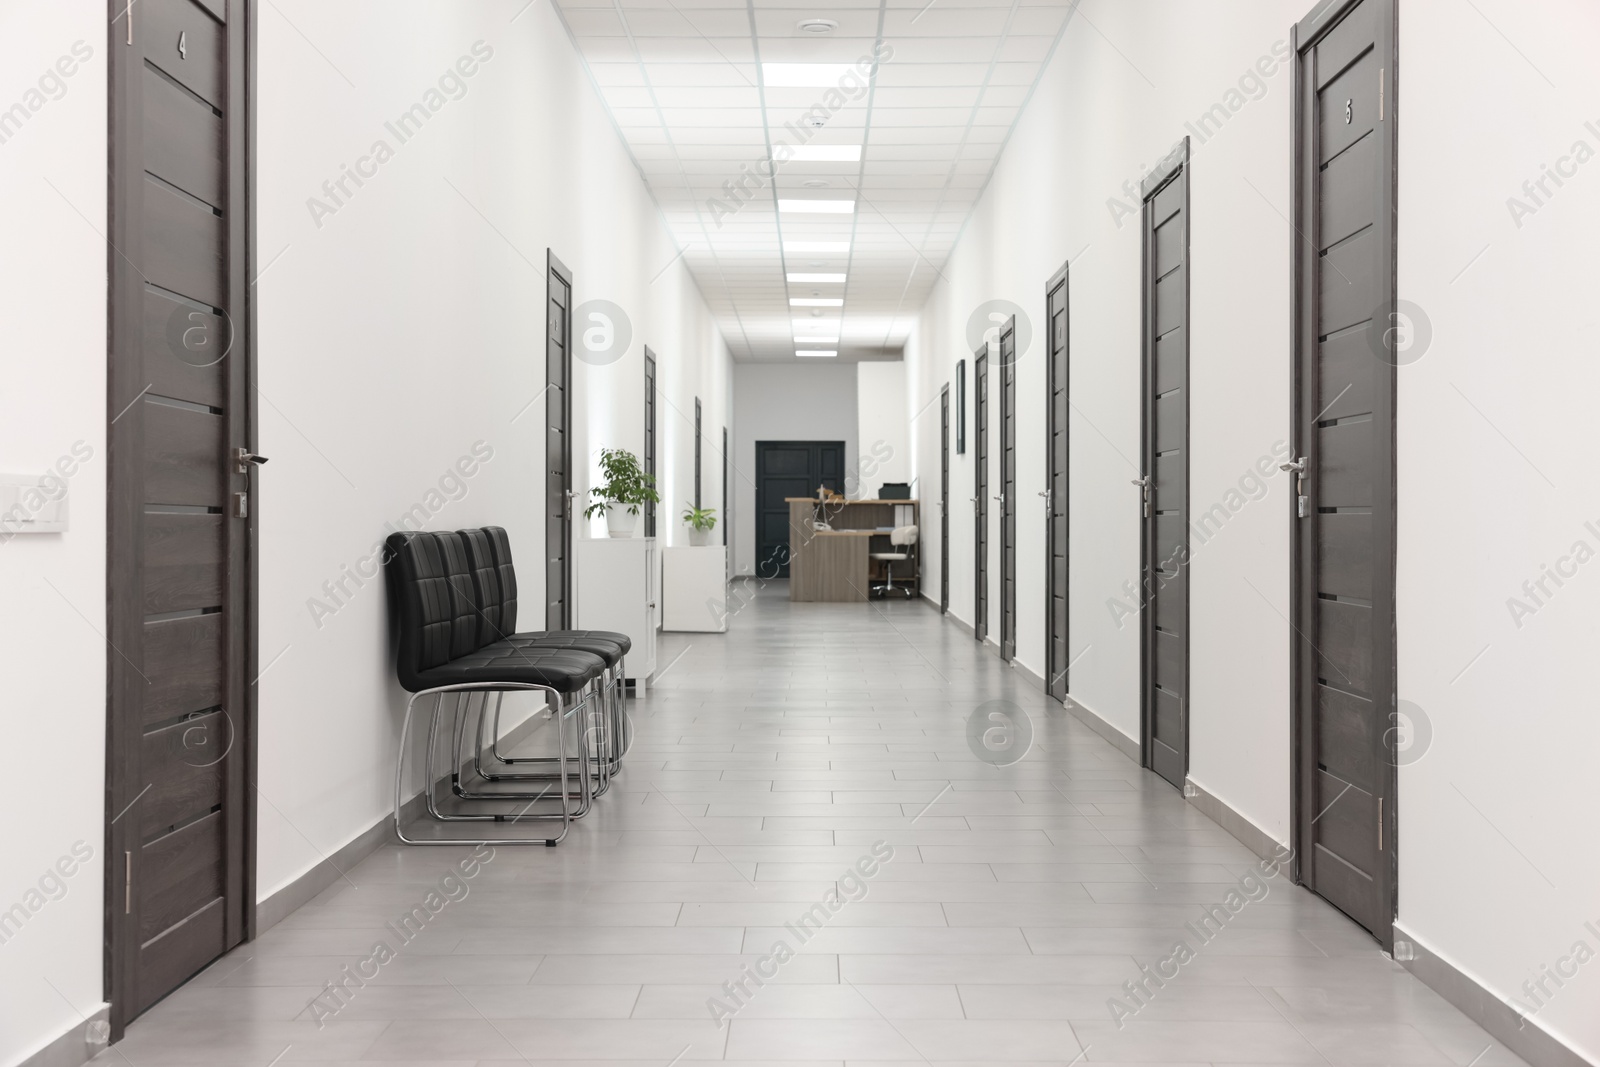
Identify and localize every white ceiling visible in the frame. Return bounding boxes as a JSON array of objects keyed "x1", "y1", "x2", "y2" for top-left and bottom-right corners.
[{"x1": 552, "y1": 0, "x2": 1078, "y2": 362}]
